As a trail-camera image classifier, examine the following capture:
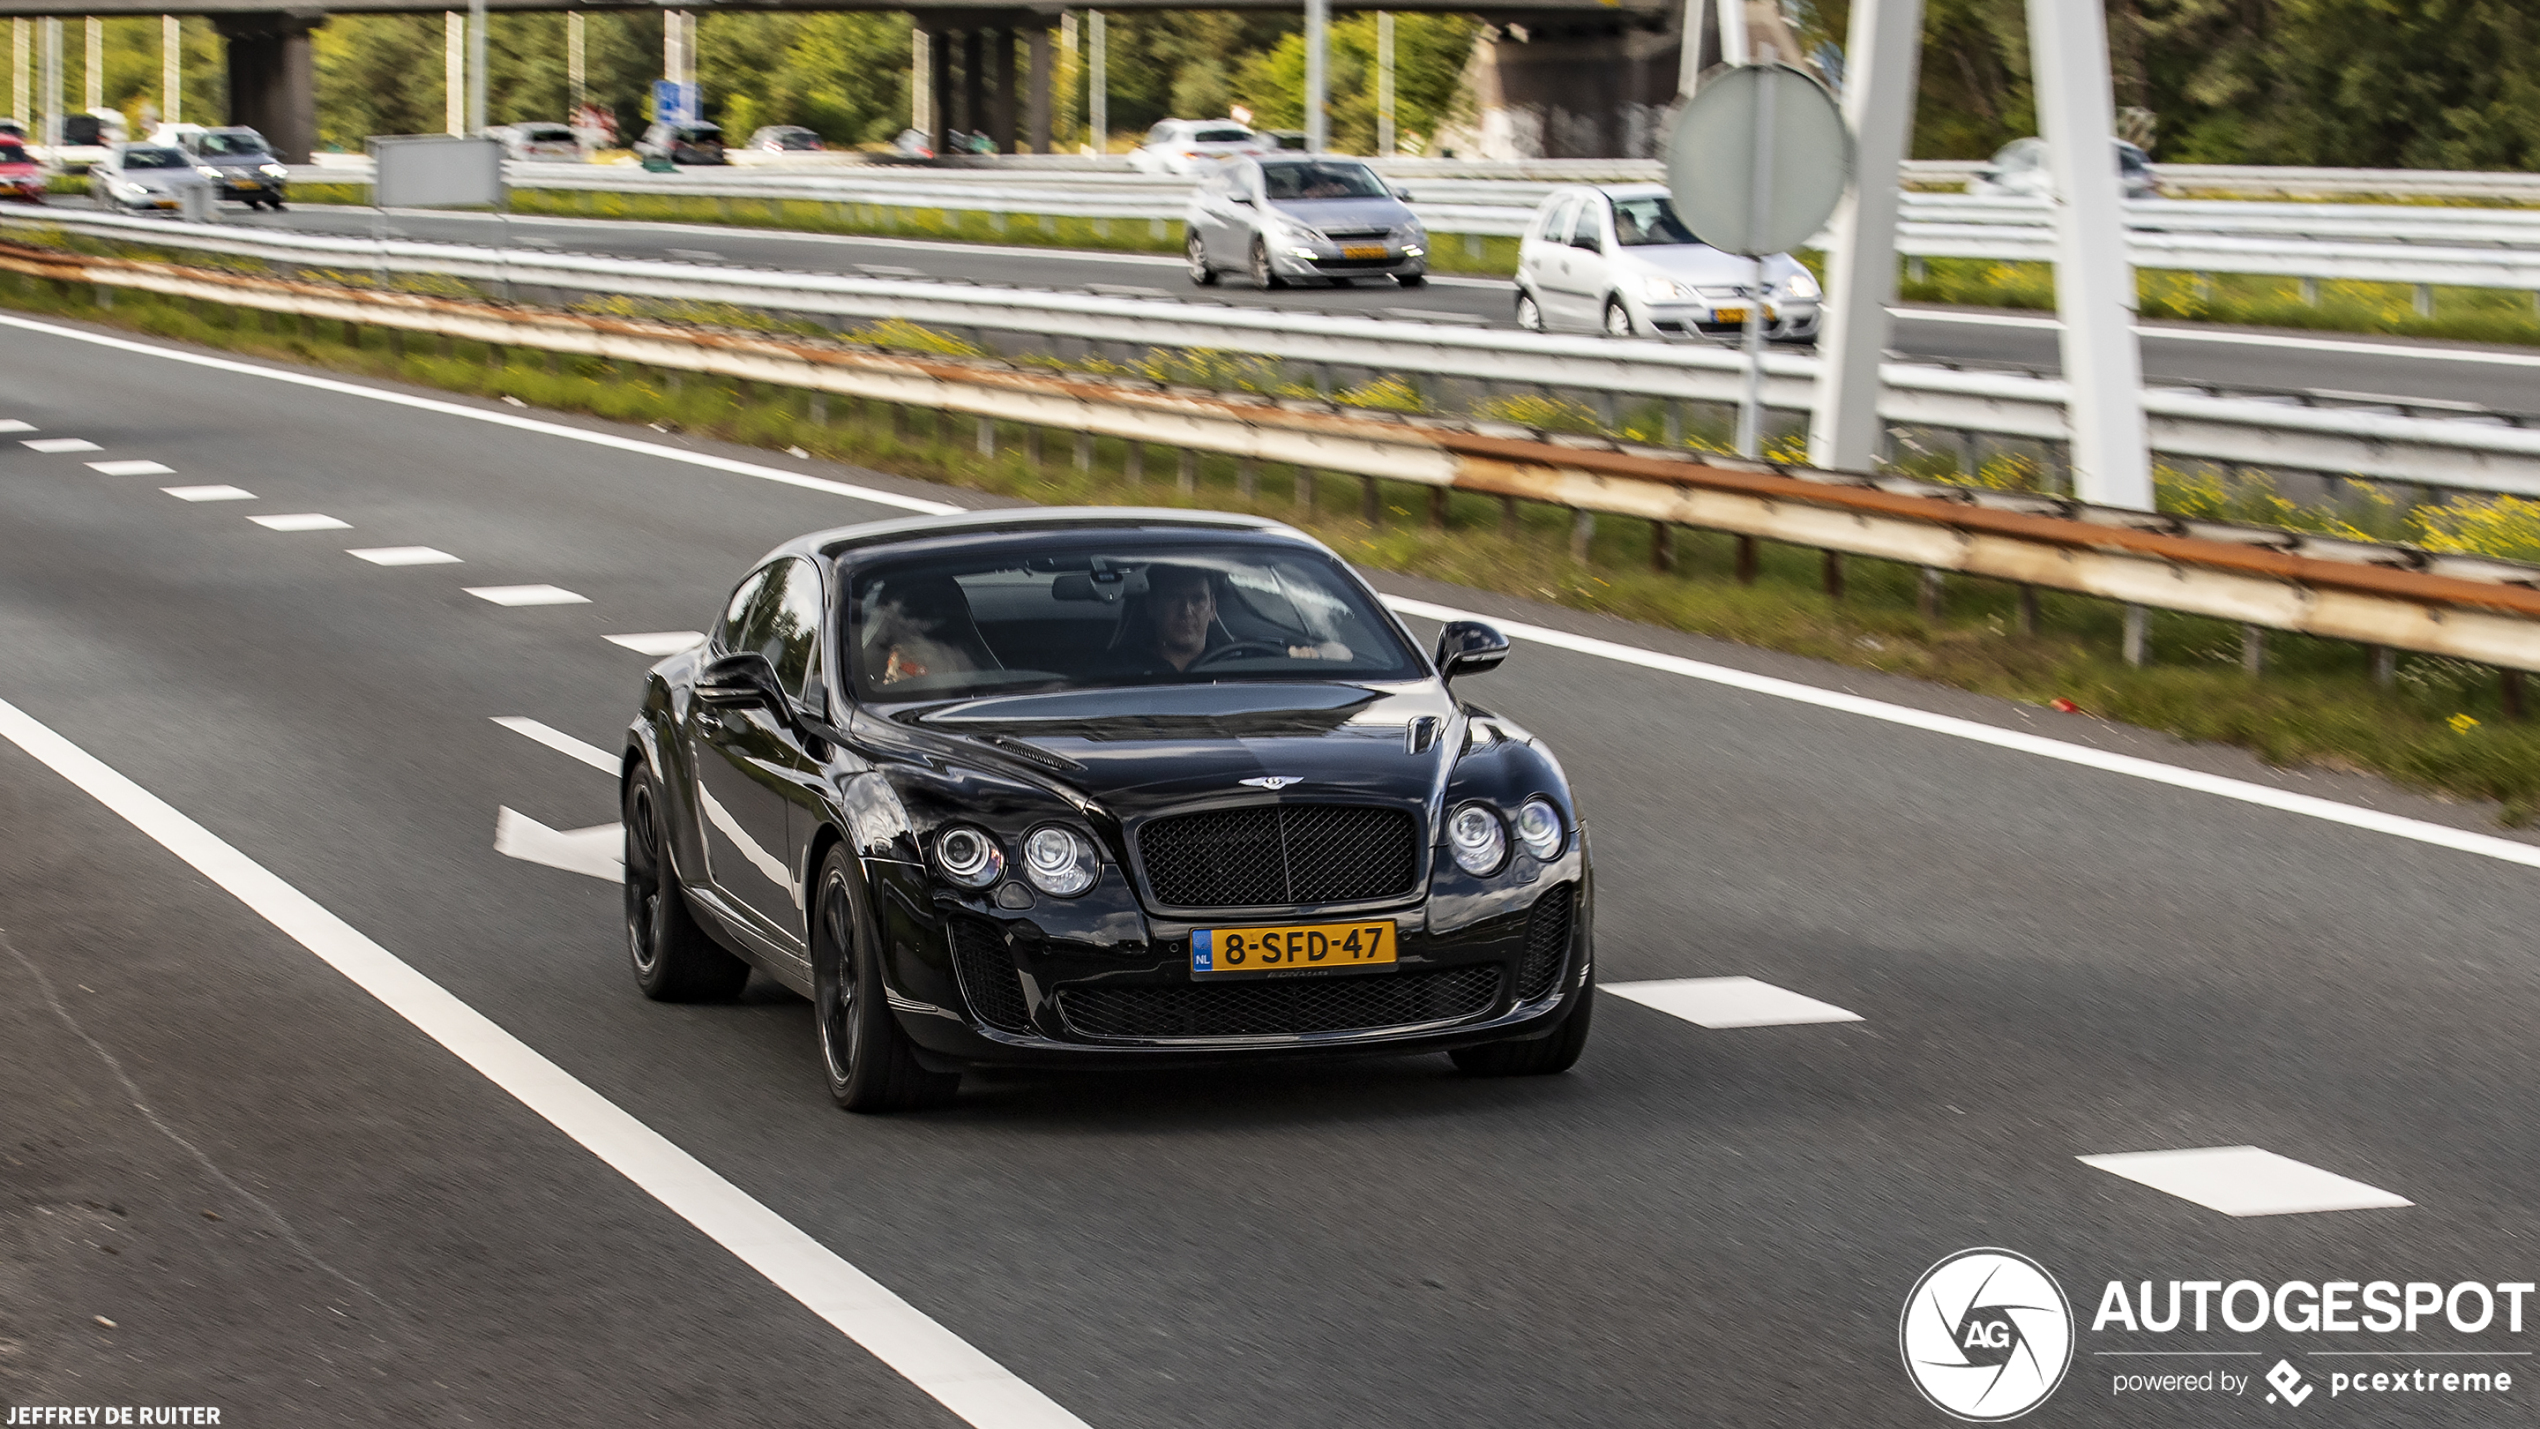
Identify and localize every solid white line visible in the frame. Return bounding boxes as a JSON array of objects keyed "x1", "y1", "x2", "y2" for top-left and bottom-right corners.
[
  {"x1": 0, "y1": 313, "x2": 963, "y2": 517},
  {"x1": 491, "y1": 715, "x2": 619, "y2": 773},
  {"x1": 1380, "y1": 596, "x2": 2540, "y2": 872},
  {"x1": 0, "y1": 692, "x2": 1090, "y2": 1429},
  {"x1": 1895, "y1": 304, "x2": 2540, "y2": 367}
]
